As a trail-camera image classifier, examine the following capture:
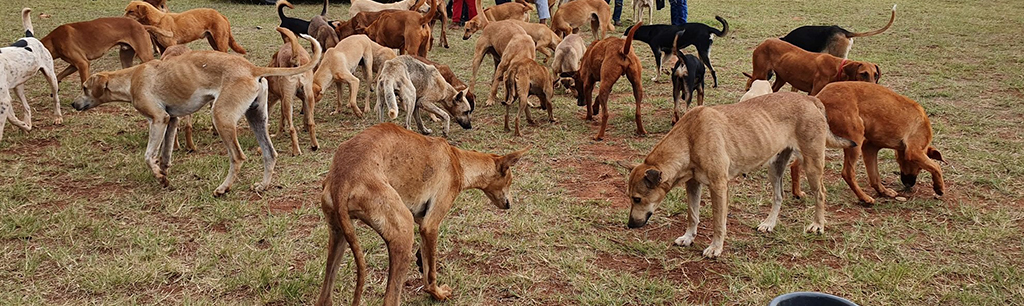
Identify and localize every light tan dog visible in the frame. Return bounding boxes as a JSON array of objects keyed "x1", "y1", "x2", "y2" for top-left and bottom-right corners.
[
  {"x1": 311, "y1": 34, "x2": 395, "y2": 118},
  {"x1": 348, "y1": 0, "x2": 429, "y2": 17},
  {"x1": 791, "y1": 82, "x2": 945, "y2": 205},
  {"x1": 461, "y1": 2, "x2": 533, "y2": 36},
  {"x1": 743, "y1": 38, "x2": 879, "y2": 95},
  {"x1": 625, "y1": 92, "x2": 856, "y2": 258},
  {"x1": 124, "y1": 1, "x2": 246, "y2": 54},
  {"x1": 502, "y1": 57, "x2": 555, "y2": 136},
  {"x1": 316, "y1": 123, "x2": 526, "y2": 306},
  {"x1": 549, "y1": 0, "x2": 614, "y2": 39},
  {"x1": 468, "y1": 20, "x2": 528, "y2": 101},
  {"x1": 487, "y1": 34, "x2": 536, "y2": 106},
  {"x1": 267, "y1": 28, "x2": 317, "y2": 156},
  {"x1": 739, "y1": 79, "x2": 772, "y2": 102},
  {"x1": 71, "y1": 34, "x2": 322, "y2": 196},
  {"x1": 509, "y1": 20, "x2": 561, "y2": 63},
  {"x1": 550, "y1": 33, "x2": 585, "y2": 95},
  {"x1": 42, "y1": 17, "x2": 155, "y2": 85},
  {"x1": 631, "y1": 0, "x2": 652, "y2": 24}
]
